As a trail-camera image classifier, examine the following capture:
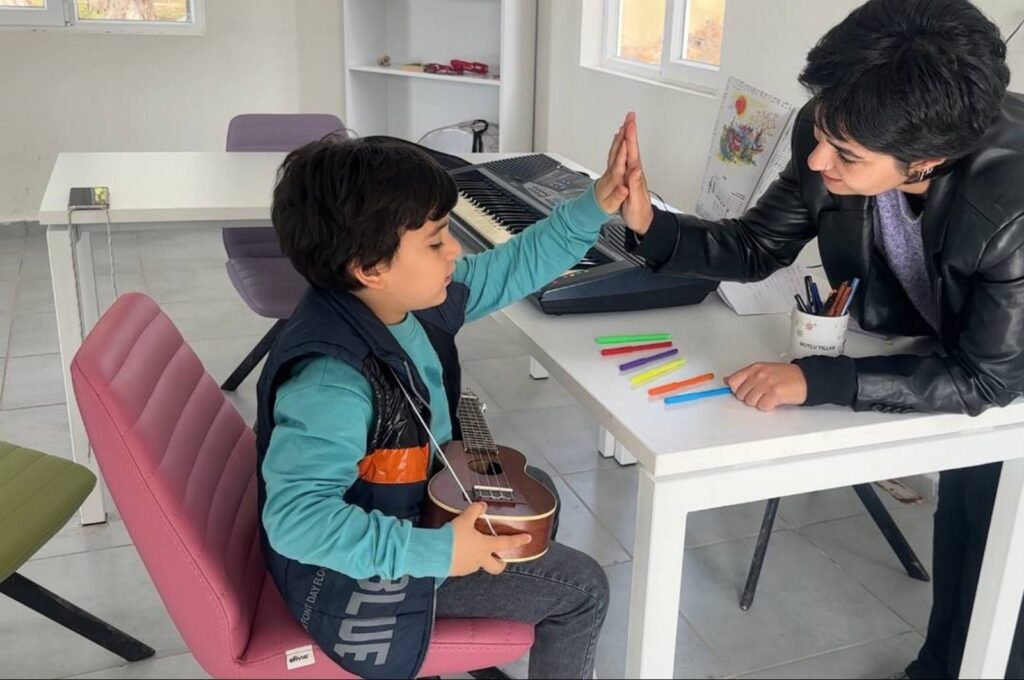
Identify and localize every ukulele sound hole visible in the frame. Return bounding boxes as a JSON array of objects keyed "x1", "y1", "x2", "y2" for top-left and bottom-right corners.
[{"x1": 468, "y1": 459, "x2": 504, "y2": 476}]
